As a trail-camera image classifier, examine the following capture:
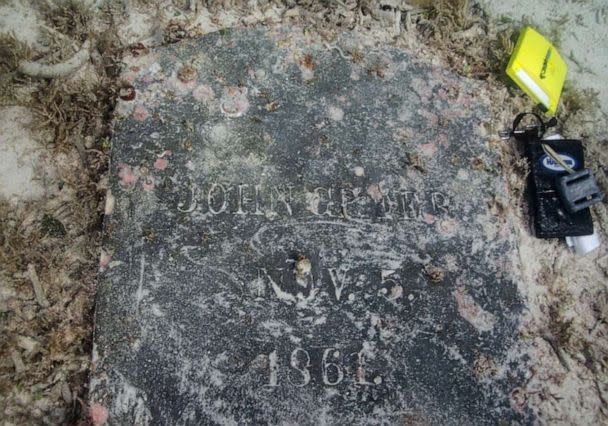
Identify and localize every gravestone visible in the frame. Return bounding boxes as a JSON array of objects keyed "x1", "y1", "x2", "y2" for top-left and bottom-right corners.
[{"x1": 91, "y1": 27, "x2": 530, "y2": 424}]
